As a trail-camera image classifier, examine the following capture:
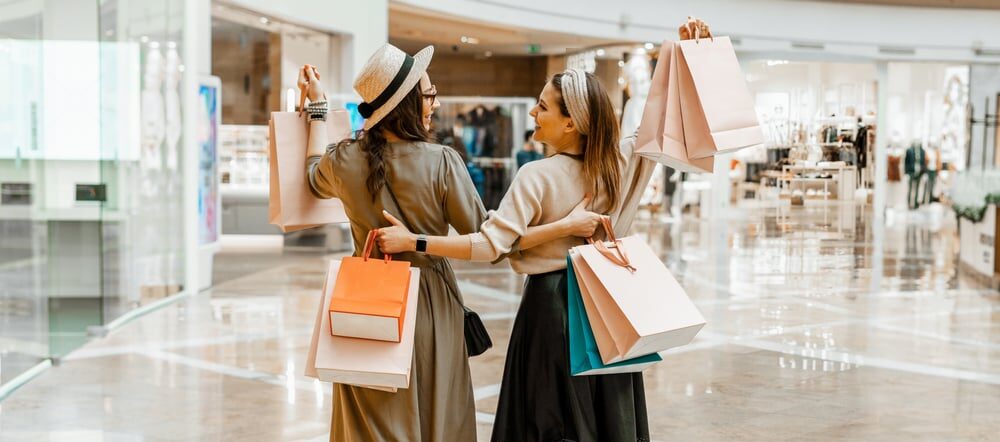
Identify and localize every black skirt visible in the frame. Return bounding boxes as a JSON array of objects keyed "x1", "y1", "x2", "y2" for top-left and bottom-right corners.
[{"x1": 491, "y1": 269, "x2": 650, "y2": 442}]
